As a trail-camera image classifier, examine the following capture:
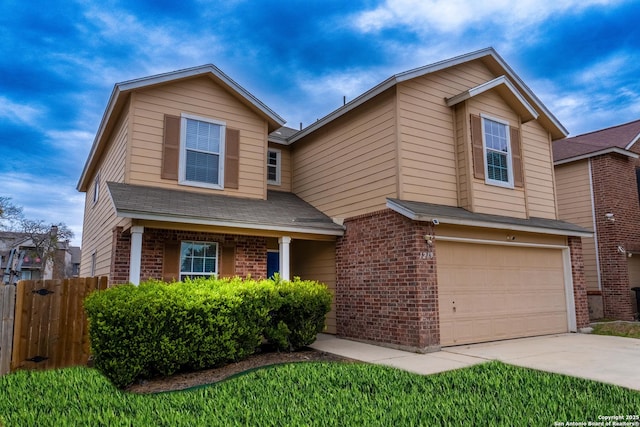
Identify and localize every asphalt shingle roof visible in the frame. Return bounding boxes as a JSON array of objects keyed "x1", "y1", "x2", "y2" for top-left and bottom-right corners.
[
  {"x1": 107, "y1": 182, "x2": 344, "y2": 235},
  {"x1": 553, "y1": 119, "x2": 640, "y2": 162},
  {"x1": 388, "y1": 198, "x2": 591, "y2": 237}
]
